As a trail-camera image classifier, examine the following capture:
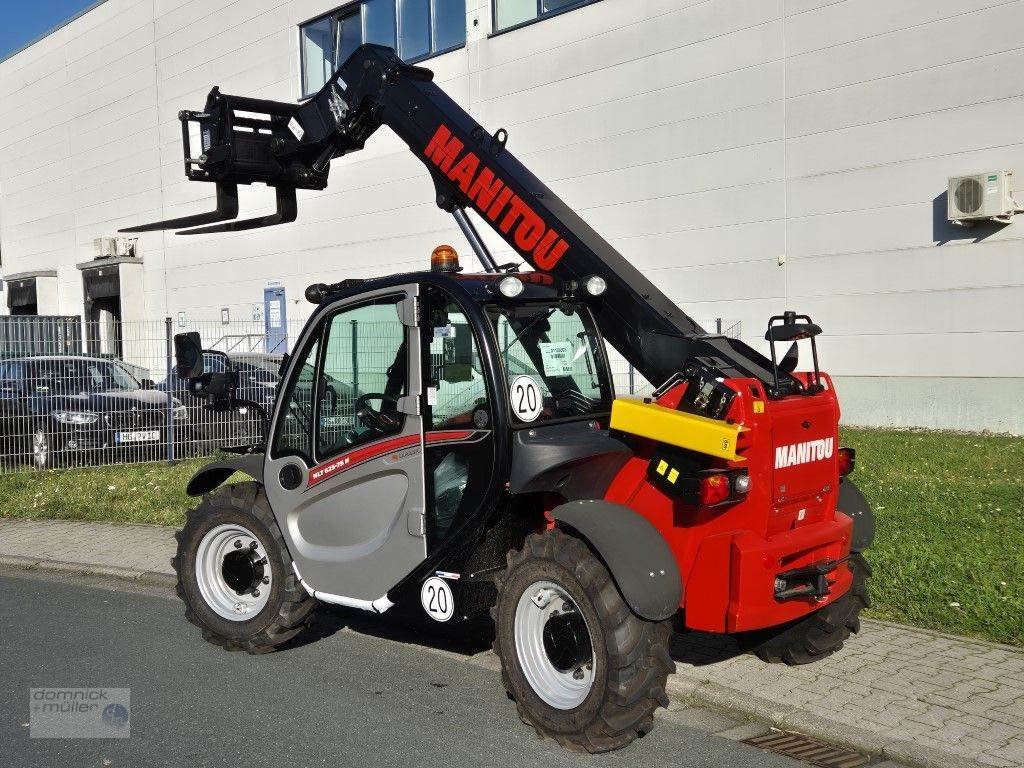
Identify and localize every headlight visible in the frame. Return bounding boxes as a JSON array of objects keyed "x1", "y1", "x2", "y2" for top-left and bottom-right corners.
[
  {"x1": 173, "y1": 405, "x2": 189, "y2": 421},
  {"x1": 53, "y1": 410, "x2": 99, "y2": 425}
]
